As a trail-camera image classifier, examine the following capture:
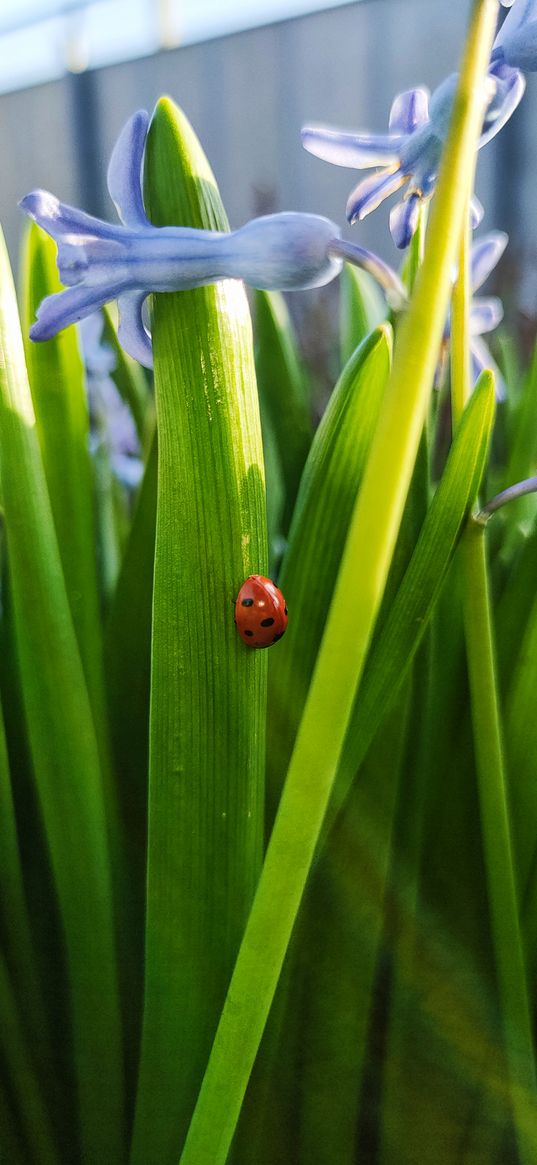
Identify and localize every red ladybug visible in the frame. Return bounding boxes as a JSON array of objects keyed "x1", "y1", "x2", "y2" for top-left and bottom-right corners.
[{"x1": 234, "y1": 575, "x2": 288, "y2": 648}]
